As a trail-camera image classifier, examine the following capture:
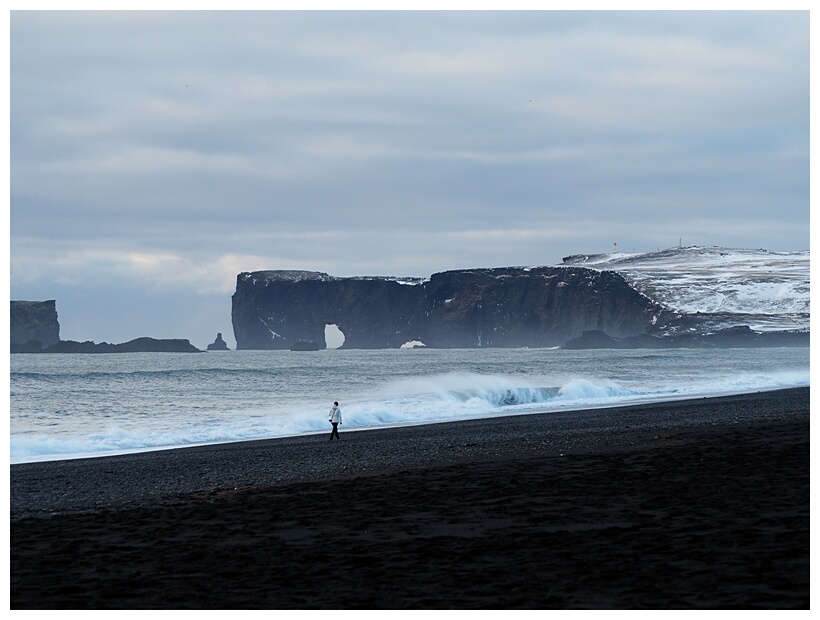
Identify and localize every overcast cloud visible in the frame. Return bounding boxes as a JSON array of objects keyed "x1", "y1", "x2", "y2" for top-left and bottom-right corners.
[{"x1": 9, "y1": 10, "x2": 809, "y2": 348}]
